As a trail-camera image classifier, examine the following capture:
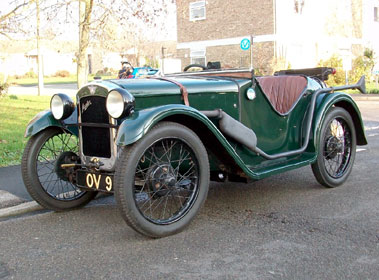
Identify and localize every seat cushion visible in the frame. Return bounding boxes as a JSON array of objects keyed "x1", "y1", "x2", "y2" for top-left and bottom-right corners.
[{"x1": 256, "y1": 76, "x2": 308, "y2": 114}]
